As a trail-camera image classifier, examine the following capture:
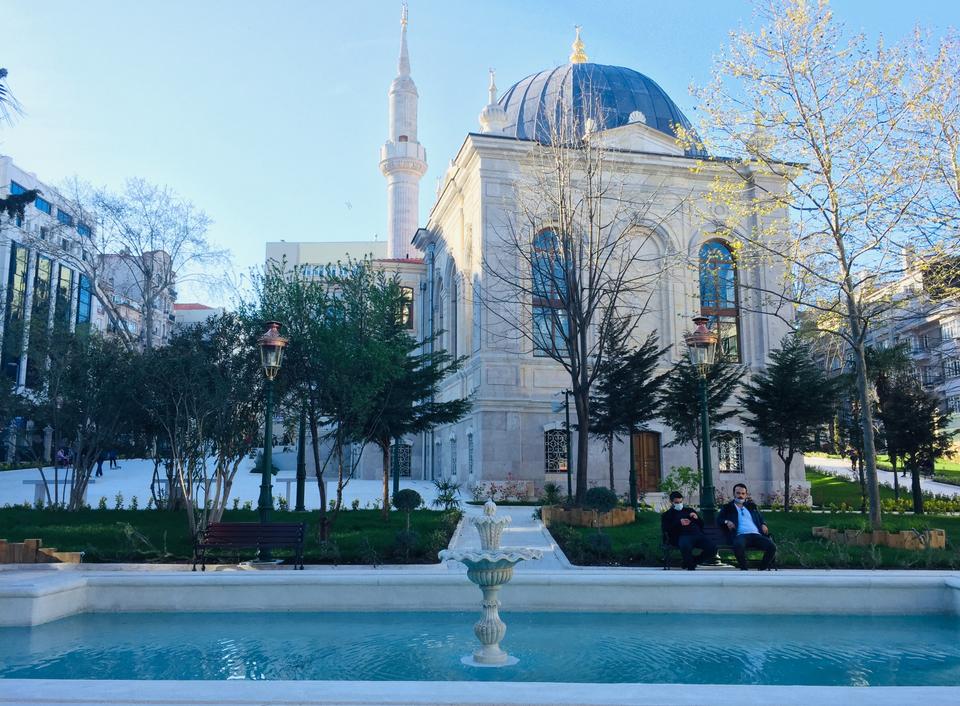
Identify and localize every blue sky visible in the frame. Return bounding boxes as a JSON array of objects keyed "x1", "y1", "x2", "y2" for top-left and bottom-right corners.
[{"x1": 2, "y1": 0, "x2": 956, "y2": 304}]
